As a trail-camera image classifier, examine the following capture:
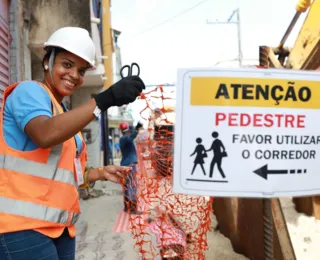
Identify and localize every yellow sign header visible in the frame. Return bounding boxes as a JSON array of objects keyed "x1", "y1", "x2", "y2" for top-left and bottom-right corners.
[{"x1": 190, "y1": 77, "x2": 320, "y2": 109}]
